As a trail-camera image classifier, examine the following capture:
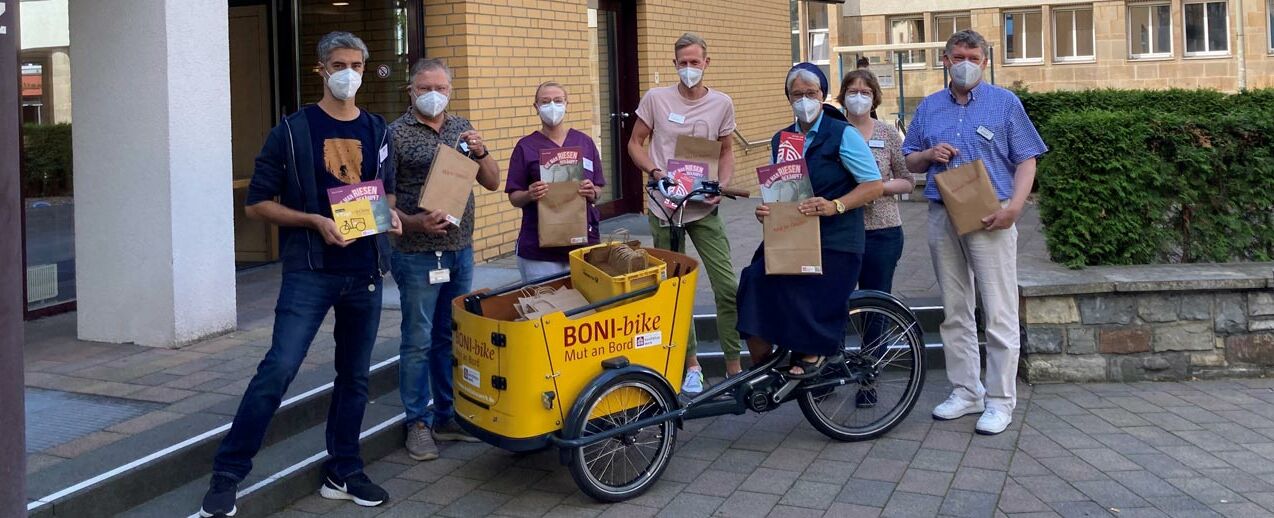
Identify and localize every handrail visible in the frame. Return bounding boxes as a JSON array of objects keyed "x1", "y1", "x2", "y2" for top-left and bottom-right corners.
[{"x1": 733, "y1": 128, "x2": 769, "y2": 154}]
